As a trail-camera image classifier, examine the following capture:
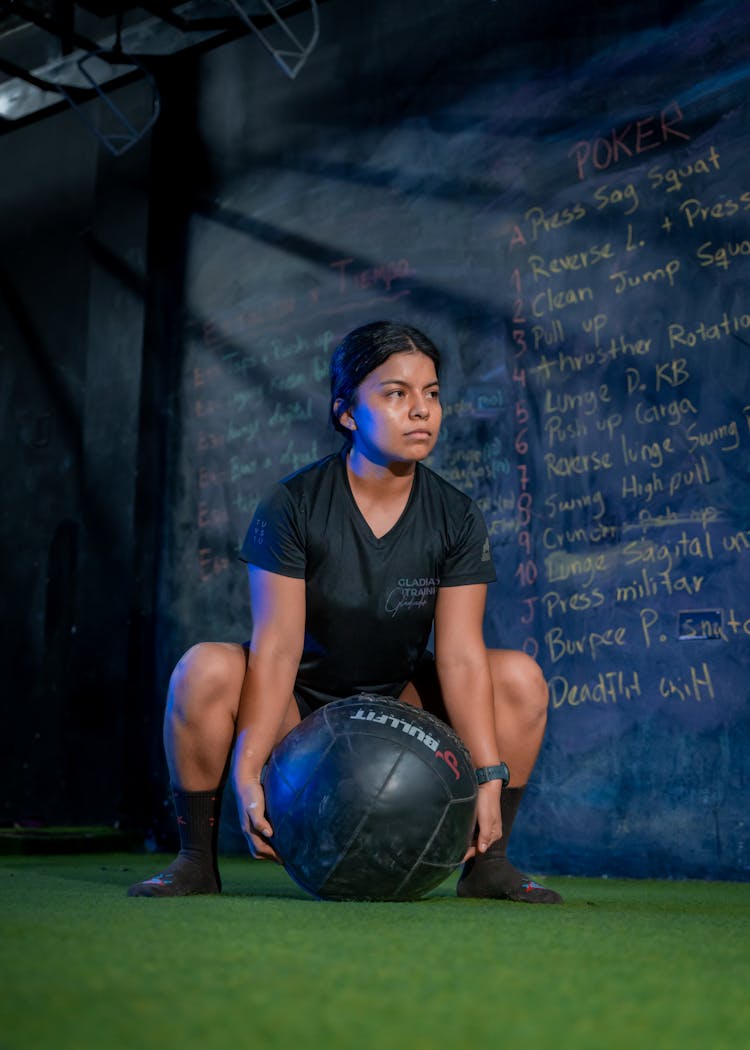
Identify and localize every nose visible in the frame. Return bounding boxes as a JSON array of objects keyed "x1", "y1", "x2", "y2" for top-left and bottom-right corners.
[{"x1": 410, "y1": 395, "x2": 429, "y2": 419}]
